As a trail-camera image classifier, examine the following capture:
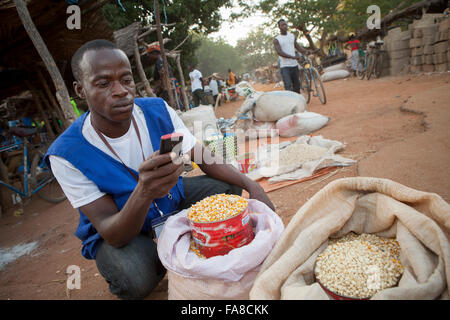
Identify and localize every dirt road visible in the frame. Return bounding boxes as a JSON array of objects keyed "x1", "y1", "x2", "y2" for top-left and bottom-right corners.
[{"x1": 0, "y1": 72, "x2": 449, "y2": 299}]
